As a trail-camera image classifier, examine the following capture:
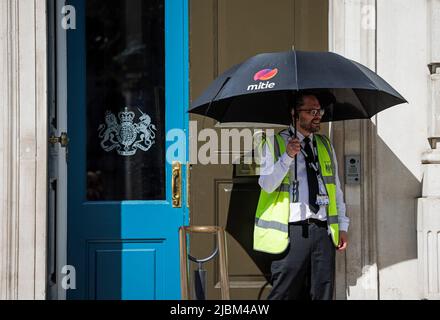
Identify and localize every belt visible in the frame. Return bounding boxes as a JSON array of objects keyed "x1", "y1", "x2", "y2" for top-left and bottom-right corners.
[{"x1": 290, "y1": 218, "x2": 327, "y2": 228}]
